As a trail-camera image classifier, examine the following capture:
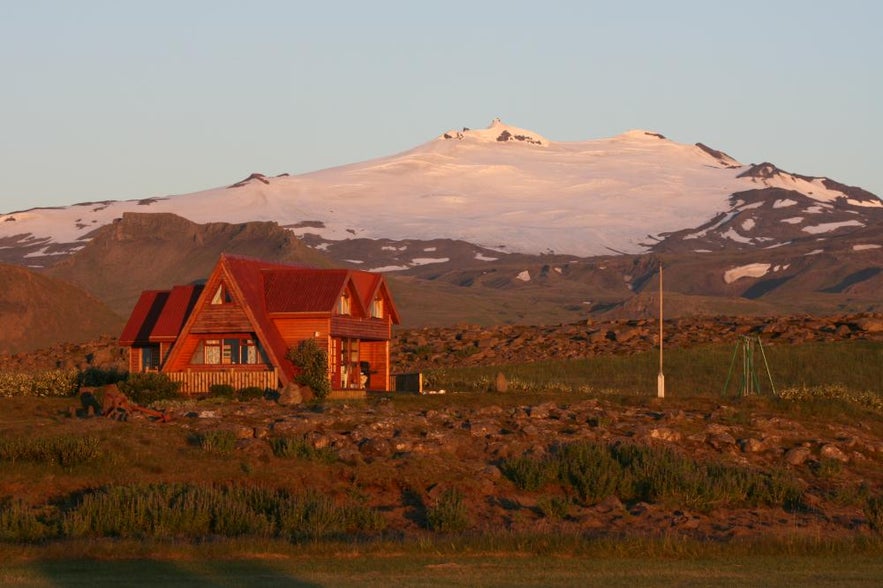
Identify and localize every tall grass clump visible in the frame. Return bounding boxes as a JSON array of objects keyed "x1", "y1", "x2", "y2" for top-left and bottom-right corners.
[
  {"x1": 60, "y1": 484, "x2": 385, "y2": 542},
  {"x1": 276, "y1": 490, "x2": 385, "y2": 541},
  {"x1": 426, "y1": 488, "x2": 470, "y2": 533},
  {"x1": 270, "y1": 436, "x2": 336, "y2": 463},
  {"x1": 192, "y1": 430, "x2": 238, "y2": 455},
  {"x1": 0, "y1": 435, "x2": 101, "y2": 468},
  {"x1": 502, "y1": 441, "x2": 804, "y2": 512},
  {"x1": 865, "y1": 495, "x2": 883, "y2": 533},
  {"x1": 0, "y1": 498, "x2": 49, "y2": 543}
]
